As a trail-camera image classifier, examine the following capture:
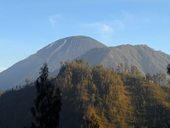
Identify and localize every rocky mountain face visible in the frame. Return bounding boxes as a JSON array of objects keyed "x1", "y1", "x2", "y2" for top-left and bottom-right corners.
[{"x1": 0, "y1": 36, "x2": 170, "y2": 90}]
